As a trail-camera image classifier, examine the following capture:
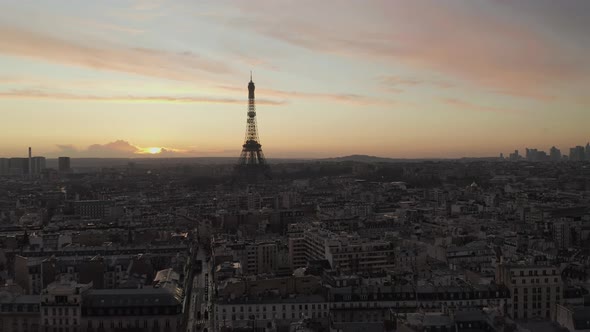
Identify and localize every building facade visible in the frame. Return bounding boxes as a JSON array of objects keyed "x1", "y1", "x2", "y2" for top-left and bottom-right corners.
[{"x1": 496, "y1": 263, "x2": 563, "y2": 320}]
